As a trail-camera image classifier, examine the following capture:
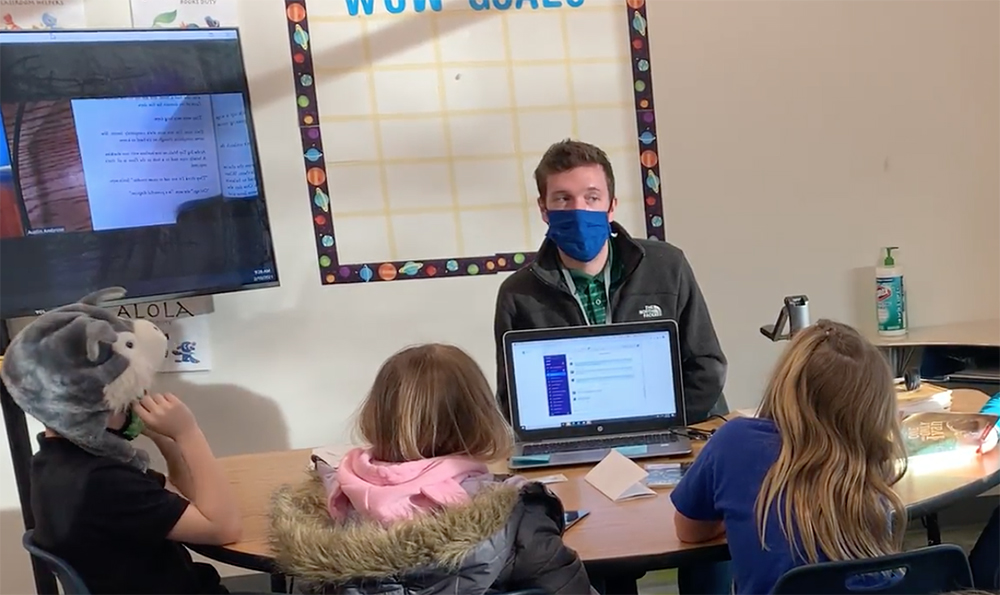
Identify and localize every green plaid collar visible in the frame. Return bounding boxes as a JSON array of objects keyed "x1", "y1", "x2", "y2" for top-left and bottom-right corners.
[{"x1": 564, "y1": 241, "x2": 620, "y2": 325}]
